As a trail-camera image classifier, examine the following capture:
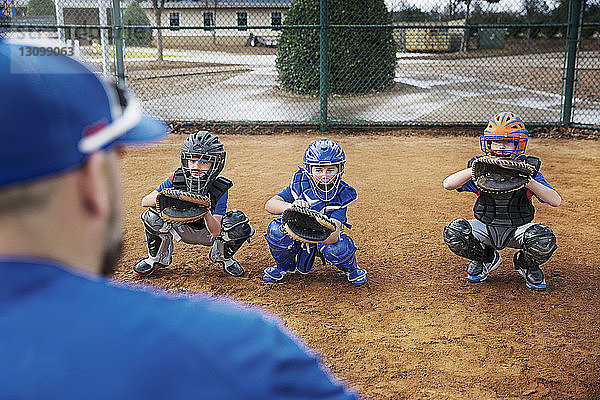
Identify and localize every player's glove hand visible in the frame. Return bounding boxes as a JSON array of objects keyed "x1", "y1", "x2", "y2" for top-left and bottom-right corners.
[
  {"x1": 471, "y1": 156, "x2": 539, "y2": 194},
  {"x1": 156, "y1": 189, "x2": 211, "y2": 223},
  {"x1": 281, "y1": 205, "x2": 337, "y2": 243}
]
